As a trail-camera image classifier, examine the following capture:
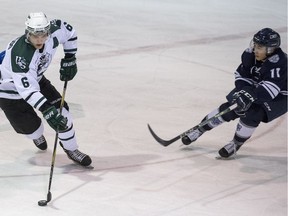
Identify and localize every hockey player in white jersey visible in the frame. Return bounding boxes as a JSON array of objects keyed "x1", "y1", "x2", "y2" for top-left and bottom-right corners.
[{"x1": 0, "y1": 12, "x2": 92, "y2": 166}]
